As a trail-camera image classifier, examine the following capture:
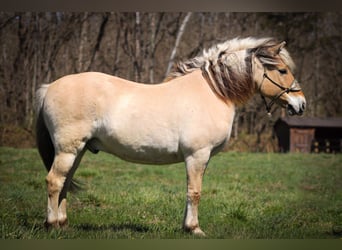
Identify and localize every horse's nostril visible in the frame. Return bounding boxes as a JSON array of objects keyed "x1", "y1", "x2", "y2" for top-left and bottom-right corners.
[{"x1": 302, "y1": 102, "x2": 306, "y2": 110}]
